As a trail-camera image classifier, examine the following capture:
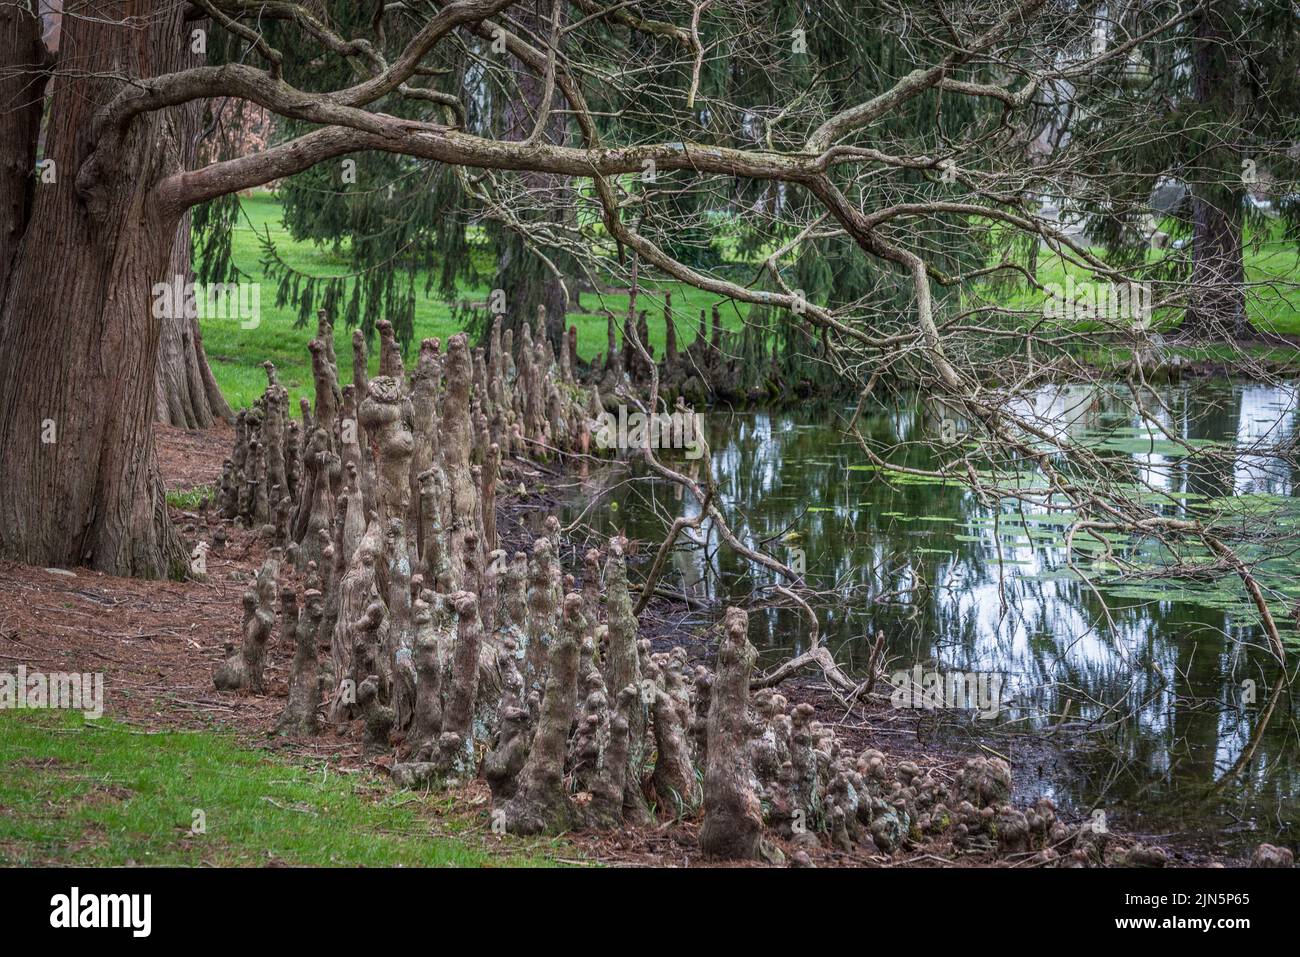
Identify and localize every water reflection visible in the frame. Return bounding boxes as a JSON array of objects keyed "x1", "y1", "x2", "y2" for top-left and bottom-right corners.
[{"x1": 564, "y1": 380, "x2": 1300, "y2": 853}]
